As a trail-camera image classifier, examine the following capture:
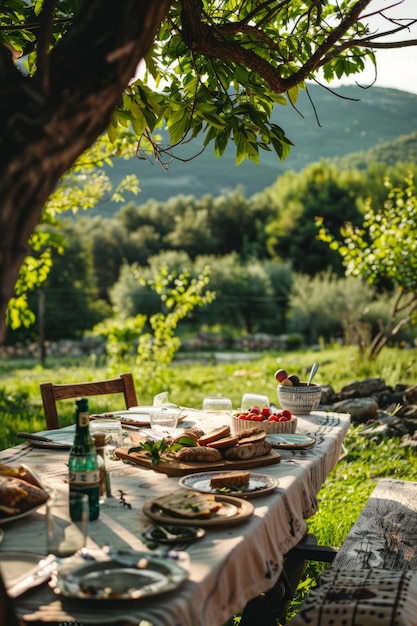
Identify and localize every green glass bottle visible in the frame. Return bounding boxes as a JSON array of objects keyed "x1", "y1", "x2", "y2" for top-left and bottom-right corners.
[{"x1": 69, "y1": 398, "x2": 100, "y2": 521}]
